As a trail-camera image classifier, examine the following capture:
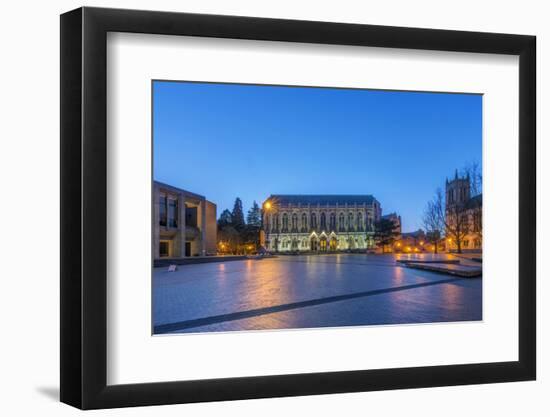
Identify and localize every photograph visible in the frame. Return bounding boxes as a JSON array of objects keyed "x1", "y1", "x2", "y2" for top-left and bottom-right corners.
[
  {"x1": 152, "y1": 80, "x2": 483, "y2": 335},
  {"x1": 1, "y1": 0, "x2": 542, "y2": 413}
]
